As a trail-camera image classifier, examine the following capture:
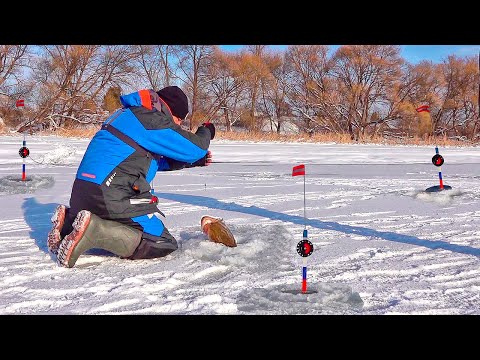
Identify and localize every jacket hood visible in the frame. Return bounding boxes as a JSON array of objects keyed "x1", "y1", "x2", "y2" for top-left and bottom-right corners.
[{"x1": 120, "y1": 89, "x2": 159, "y2": 110}]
